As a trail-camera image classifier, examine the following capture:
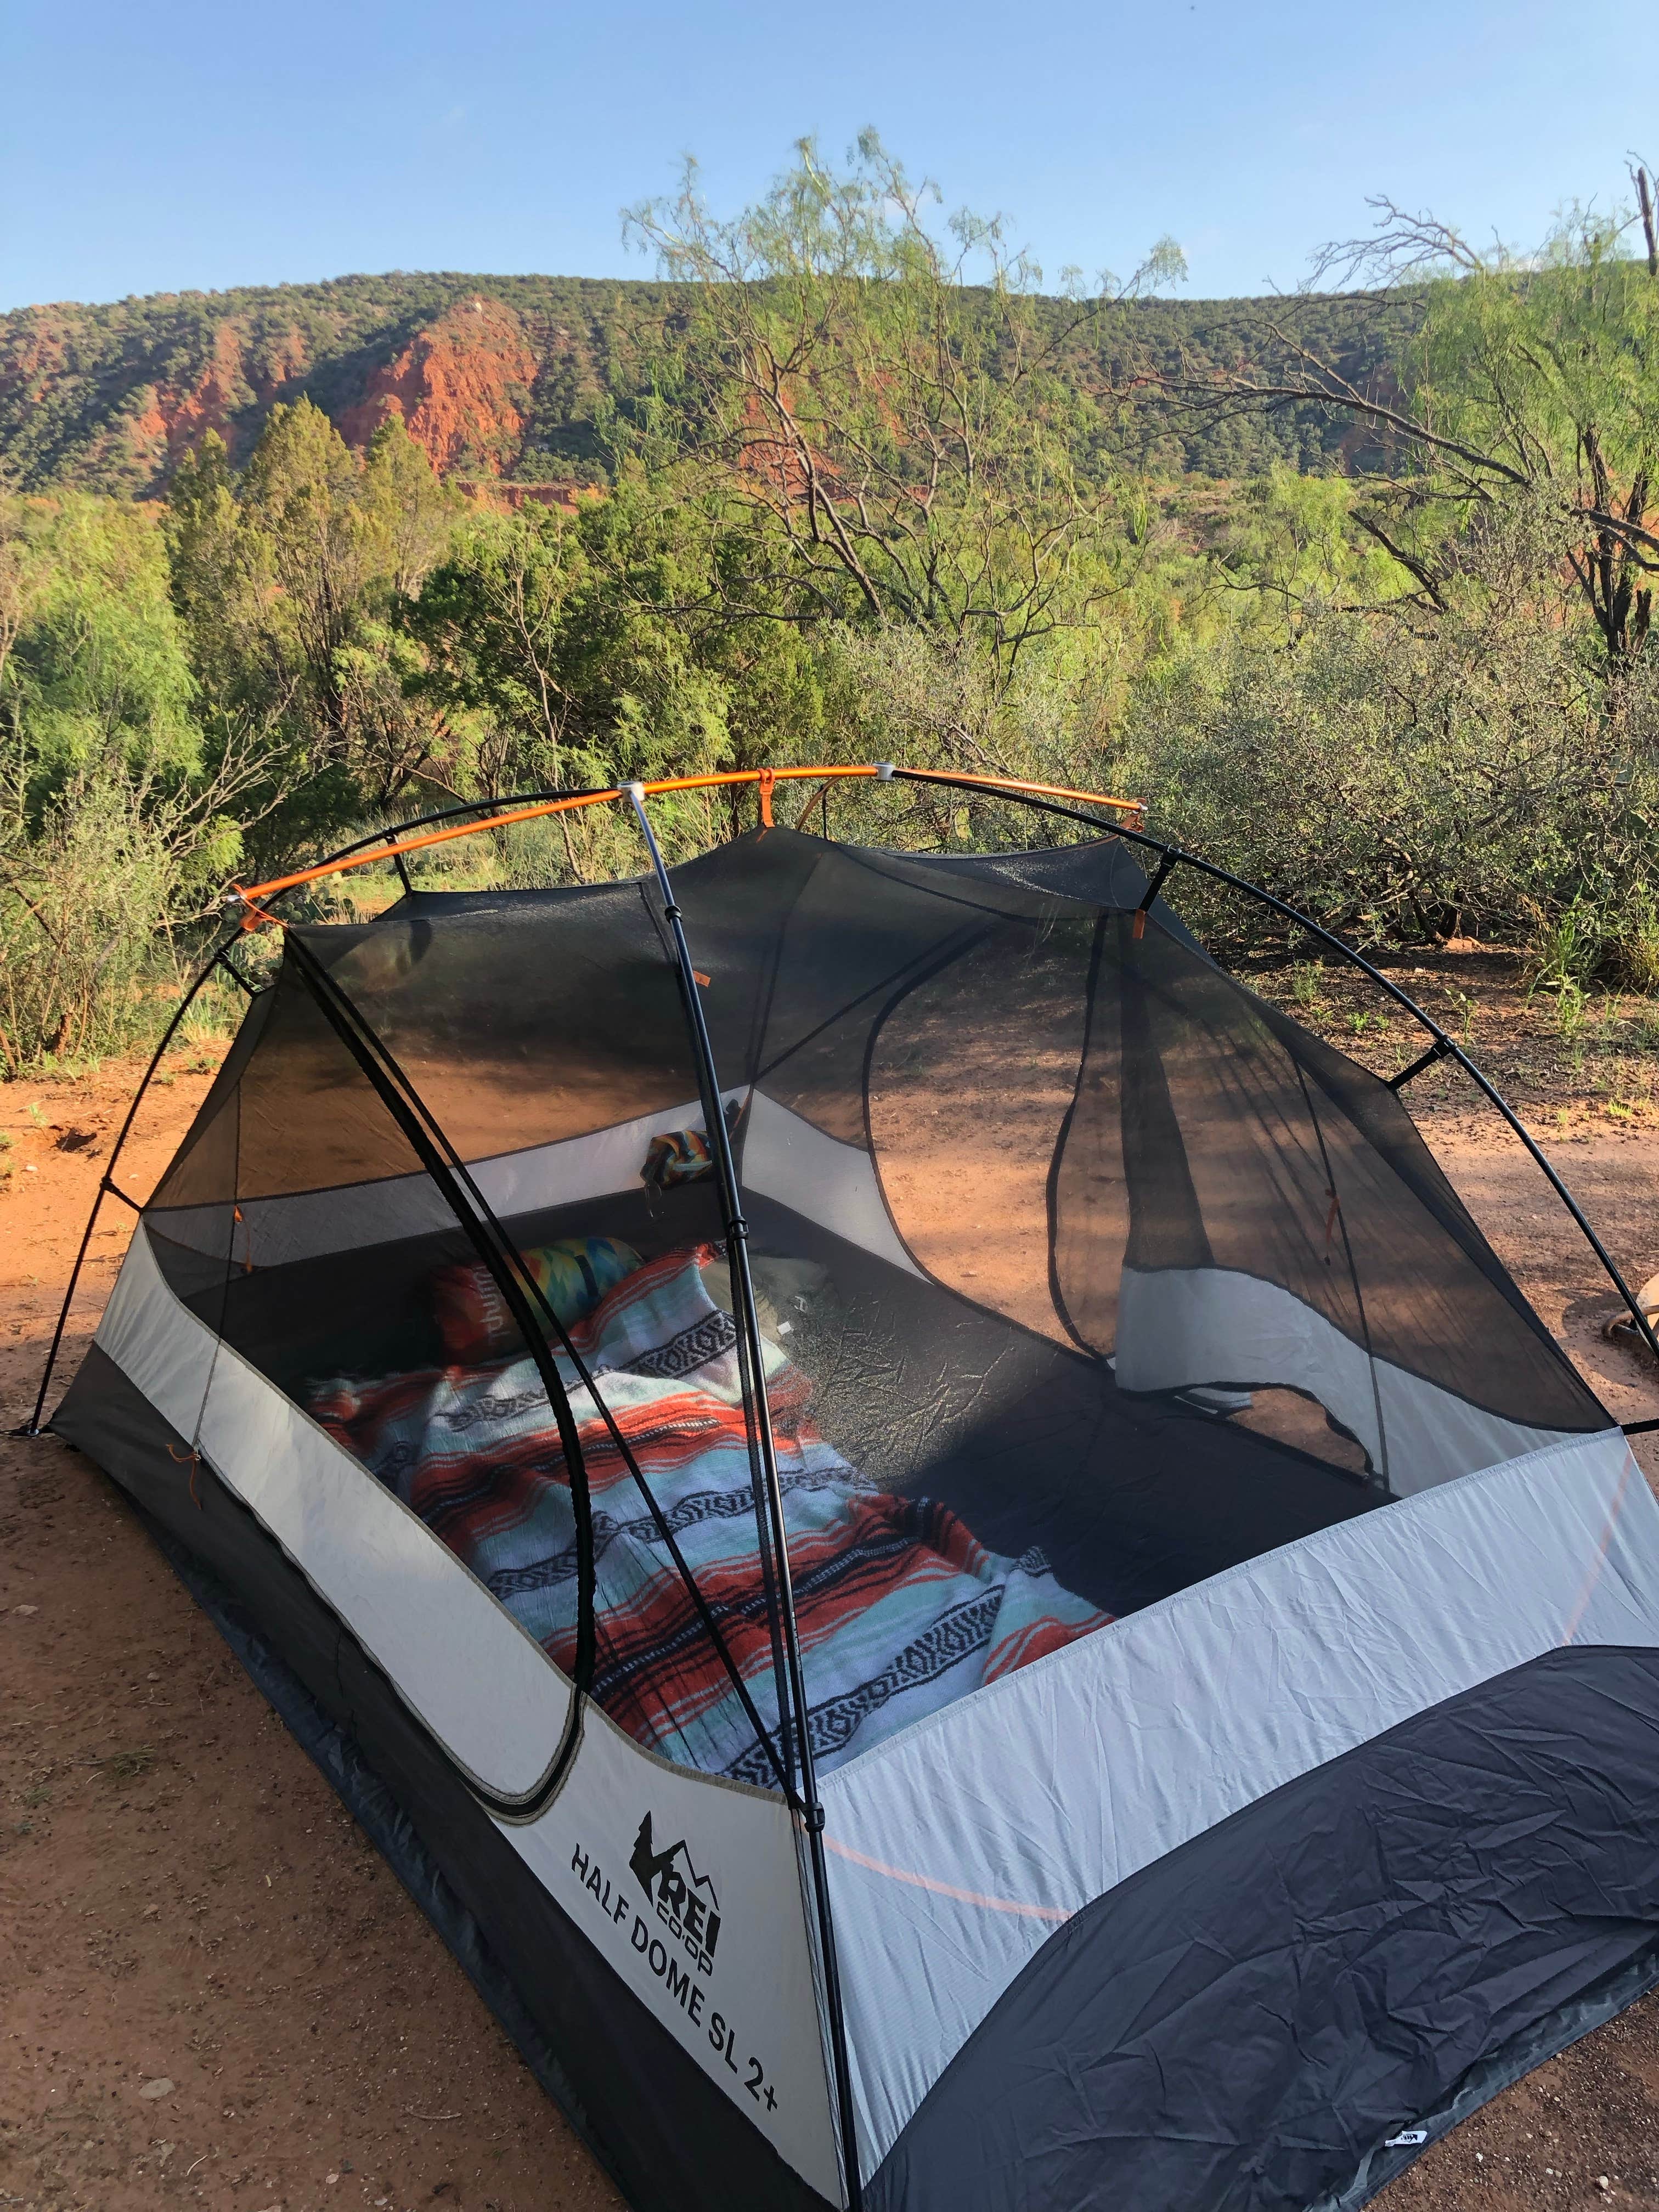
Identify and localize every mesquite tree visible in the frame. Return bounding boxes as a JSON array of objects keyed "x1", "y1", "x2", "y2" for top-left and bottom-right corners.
[
  {"x1": 1172, "y1": 172, "x2": 1659, "y2": 670},
  {"x1": 623, "y1": 134, "x2": 1184, "y2": 678}
]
